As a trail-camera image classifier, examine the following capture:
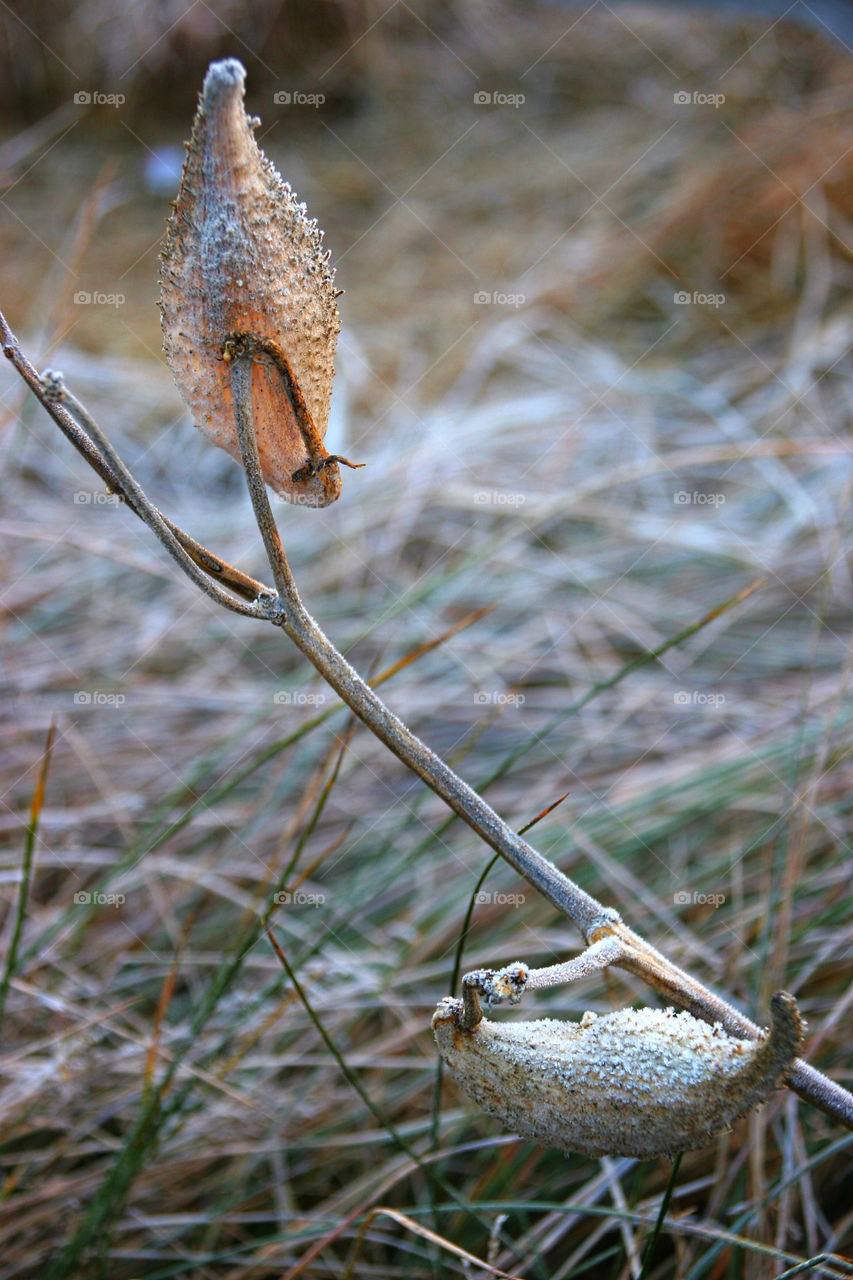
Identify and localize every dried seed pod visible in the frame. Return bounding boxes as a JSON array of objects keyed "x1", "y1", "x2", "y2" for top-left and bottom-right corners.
[
  {"x1": 159, "y1": 58, "x2": 342, "y2": 507},
  {"x1": 433, "y1": 993, "x2": 803, "y2": 1159}
]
